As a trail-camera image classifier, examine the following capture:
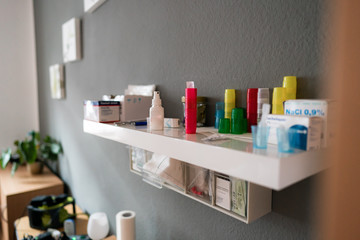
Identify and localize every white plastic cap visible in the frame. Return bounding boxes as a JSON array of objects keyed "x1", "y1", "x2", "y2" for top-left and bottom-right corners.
[
  {"x1": 186, "y1": 81, "x2": 195, "y2": 88},
  {"x1": 257, "y1": 88, "x2": 270, "y2": 103}
]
